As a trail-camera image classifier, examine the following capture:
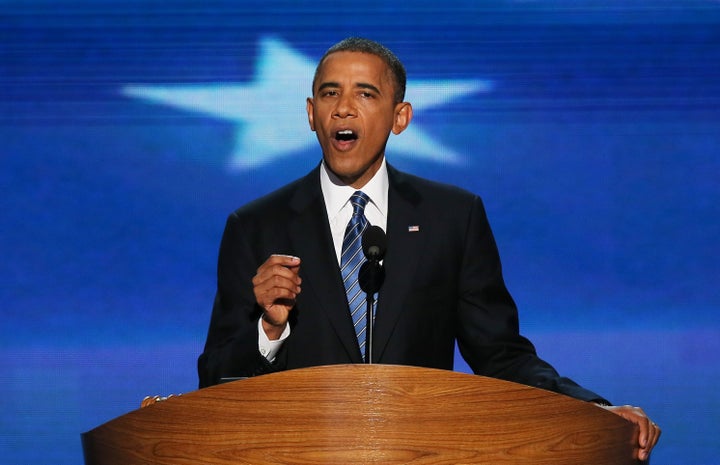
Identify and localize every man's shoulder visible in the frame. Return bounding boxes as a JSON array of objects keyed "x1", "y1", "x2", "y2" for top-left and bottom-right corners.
[
  {"x1": 388, "y1": 164, "x2": 478, "y2": 203},
  {"x1": 230, "y1": 167, "x2": 319, "y2": 218}
]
